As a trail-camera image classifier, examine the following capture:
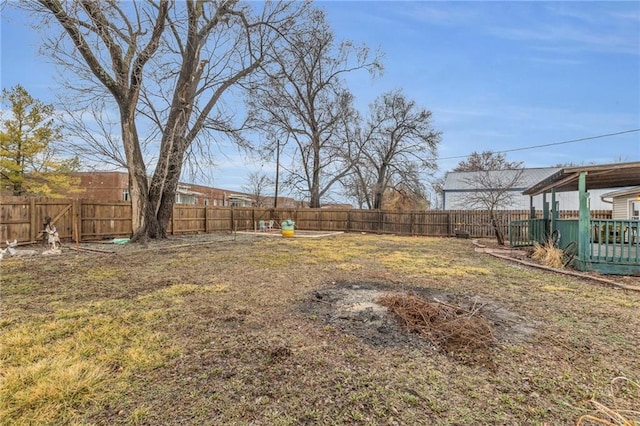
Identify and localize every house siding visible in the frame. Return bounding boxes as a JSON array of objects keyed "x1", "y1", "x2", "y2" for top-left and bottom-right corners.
[
  {"x1": 443, "y1": 167, "x2": 556, "y2": 211},
  {"x1": 442, "y1": 167, "x2": 614, "y2": 211},
  {"x1": 444, "y1": 190, "x2": 530, "y2": 210},
  {"x1": 444, "y1": 188, "x2": 612, "y2": 211},
  {"x1": 612, "y1": 196, "x2": 640, "y2": 220},
  {"x1": 600, "y1": 187, "x2": 640, "y2": 220},
  {"x1": 612, "y1": 198, "x2": 627, "y2": 220}
]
